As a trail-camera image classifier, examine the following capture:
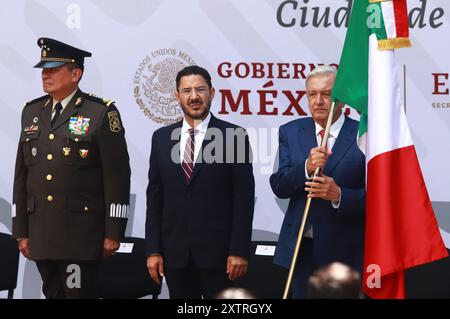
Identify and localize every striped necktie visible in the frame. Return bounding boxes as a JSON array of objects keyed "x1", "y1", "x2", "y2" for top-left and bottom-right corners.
[{"x1": 182, "y1": 128, "x2": 195, "y2": 183}]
